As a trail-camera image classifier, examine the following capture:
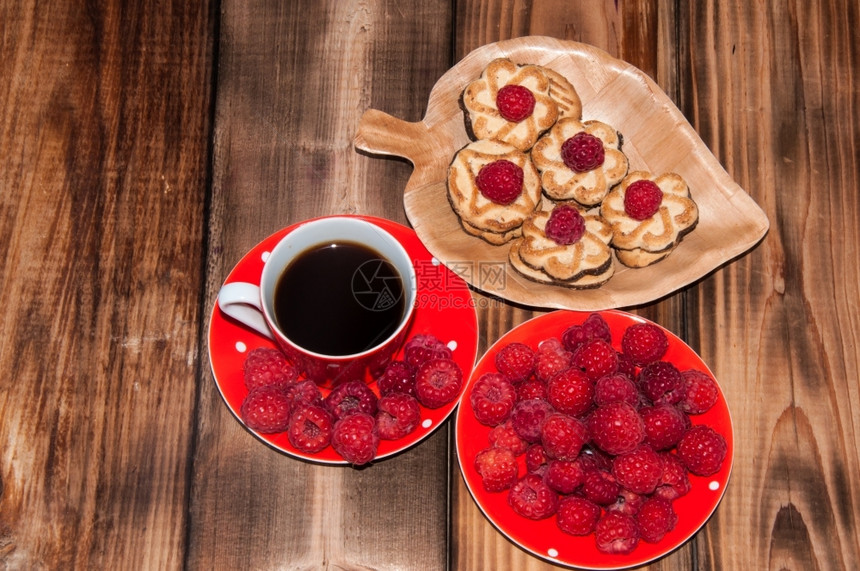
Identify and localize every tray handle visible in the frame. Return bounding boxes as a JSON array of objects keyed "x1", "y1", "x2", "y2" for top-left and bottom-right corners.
[{"x1": 354, "y1": 109, "x2": 432, "y2": 165}]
